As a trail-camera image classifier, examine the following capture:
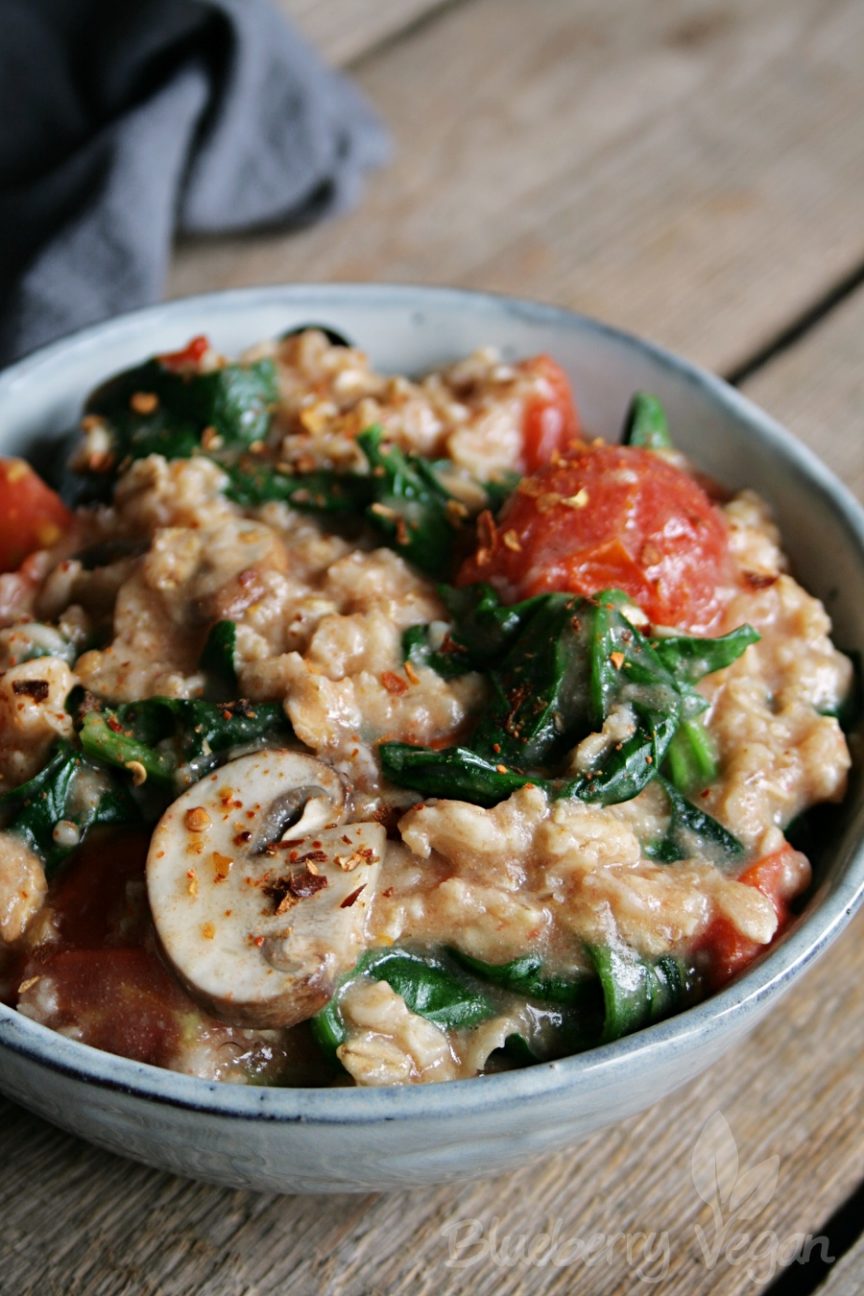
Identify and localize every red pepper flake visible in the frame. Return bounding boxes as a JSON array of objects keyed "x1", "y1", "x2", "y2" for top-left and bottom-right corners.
[
  {"x1": 340, "y1": 884, "x2": 367, "y2": 910},
  {"x1": 11, "y1": 679, "x2": 49, "y2": 701},
  {"x1": 265, "y1": 869, "x2": 329, "y2": 915},
  {"x1": 201, "y1": 921, "x2": 216, "y2": 940},
  {"x1": 474, "y1": 509, "x2": 499, "y2": 566},
  {"x1": 160, "y1": 334, "x2": 209, "y2": 370},
  {"x1": 211, "y1": 852, "x2": 233, "y2": 883},
  {"x1": 743, "y1": 570, "x2": 779, "y2": 590},
  {"x1": 380, "y1": 670, "x2": 409, "y2": 695},
  {"x1": 496, "y1": 763, "x2": 509, "y2": 774},
  {"x1": 233, "y1": 830, "x2": 252, "y2": 846},
  {"x1": 403, "y1": 660, "x2": 420, "y2": 685},
  {"x1": 610, "y1": 651, "x2": 625, "y2": 670},
  {"x1": 438, "y1": 632, "x2": 461, "y2": 657},
  {"x1": 249, "y1": 934, "x2": 266, "y2": 947}
]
